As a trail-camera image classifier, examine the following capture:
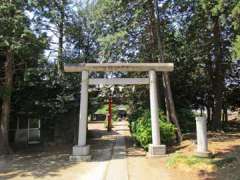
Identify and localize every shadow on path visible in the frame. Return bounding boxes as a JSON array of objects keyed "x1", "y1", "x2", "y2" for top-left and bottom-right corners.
[{"x1": 0, "y1": 121, "x2": 126, "y2": 180}]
